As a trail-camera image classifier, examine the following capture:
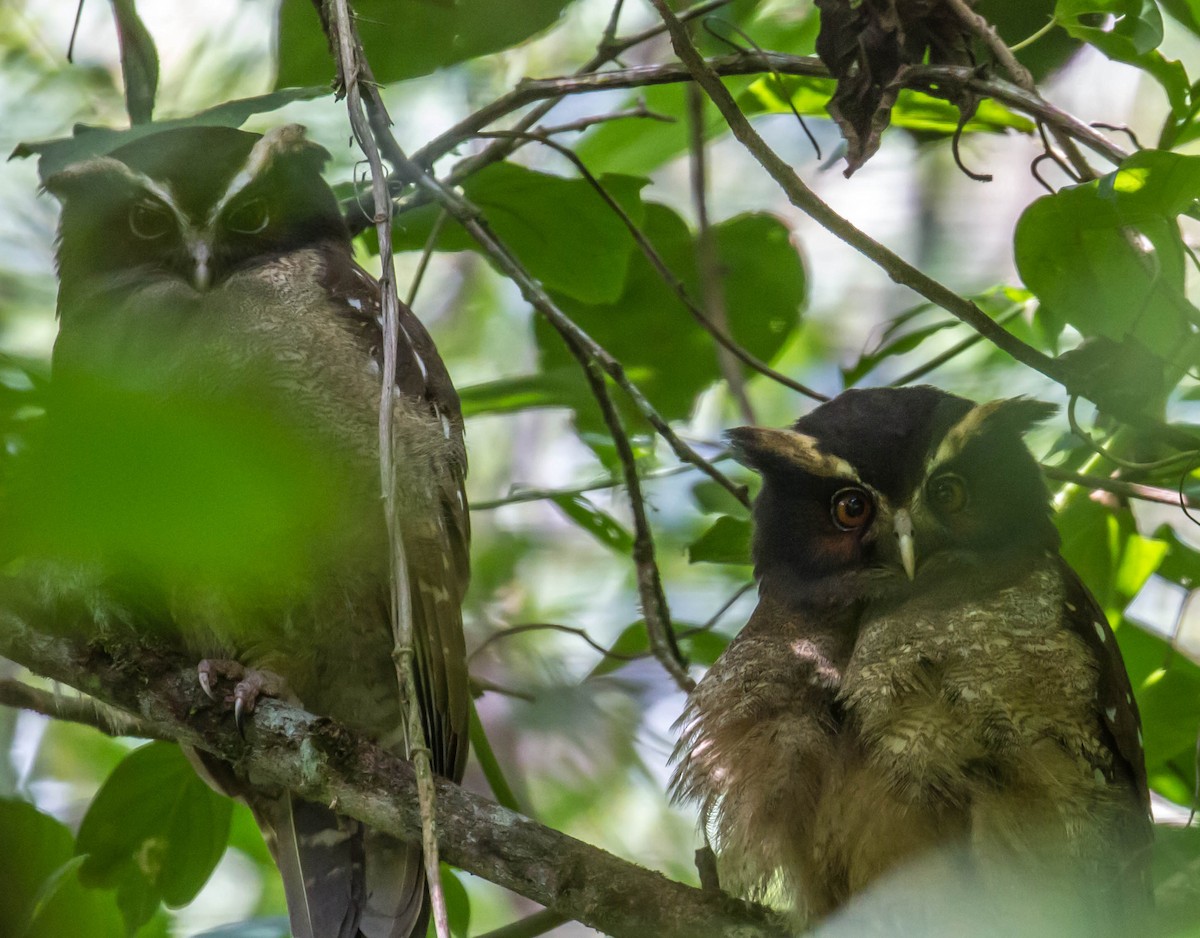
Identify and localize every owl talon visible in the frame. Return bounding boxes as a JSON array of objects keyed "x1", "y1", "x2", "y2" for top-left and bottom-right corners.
[{"x1": 197, "y1": 659, "x2": 288, "y2": 734}]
